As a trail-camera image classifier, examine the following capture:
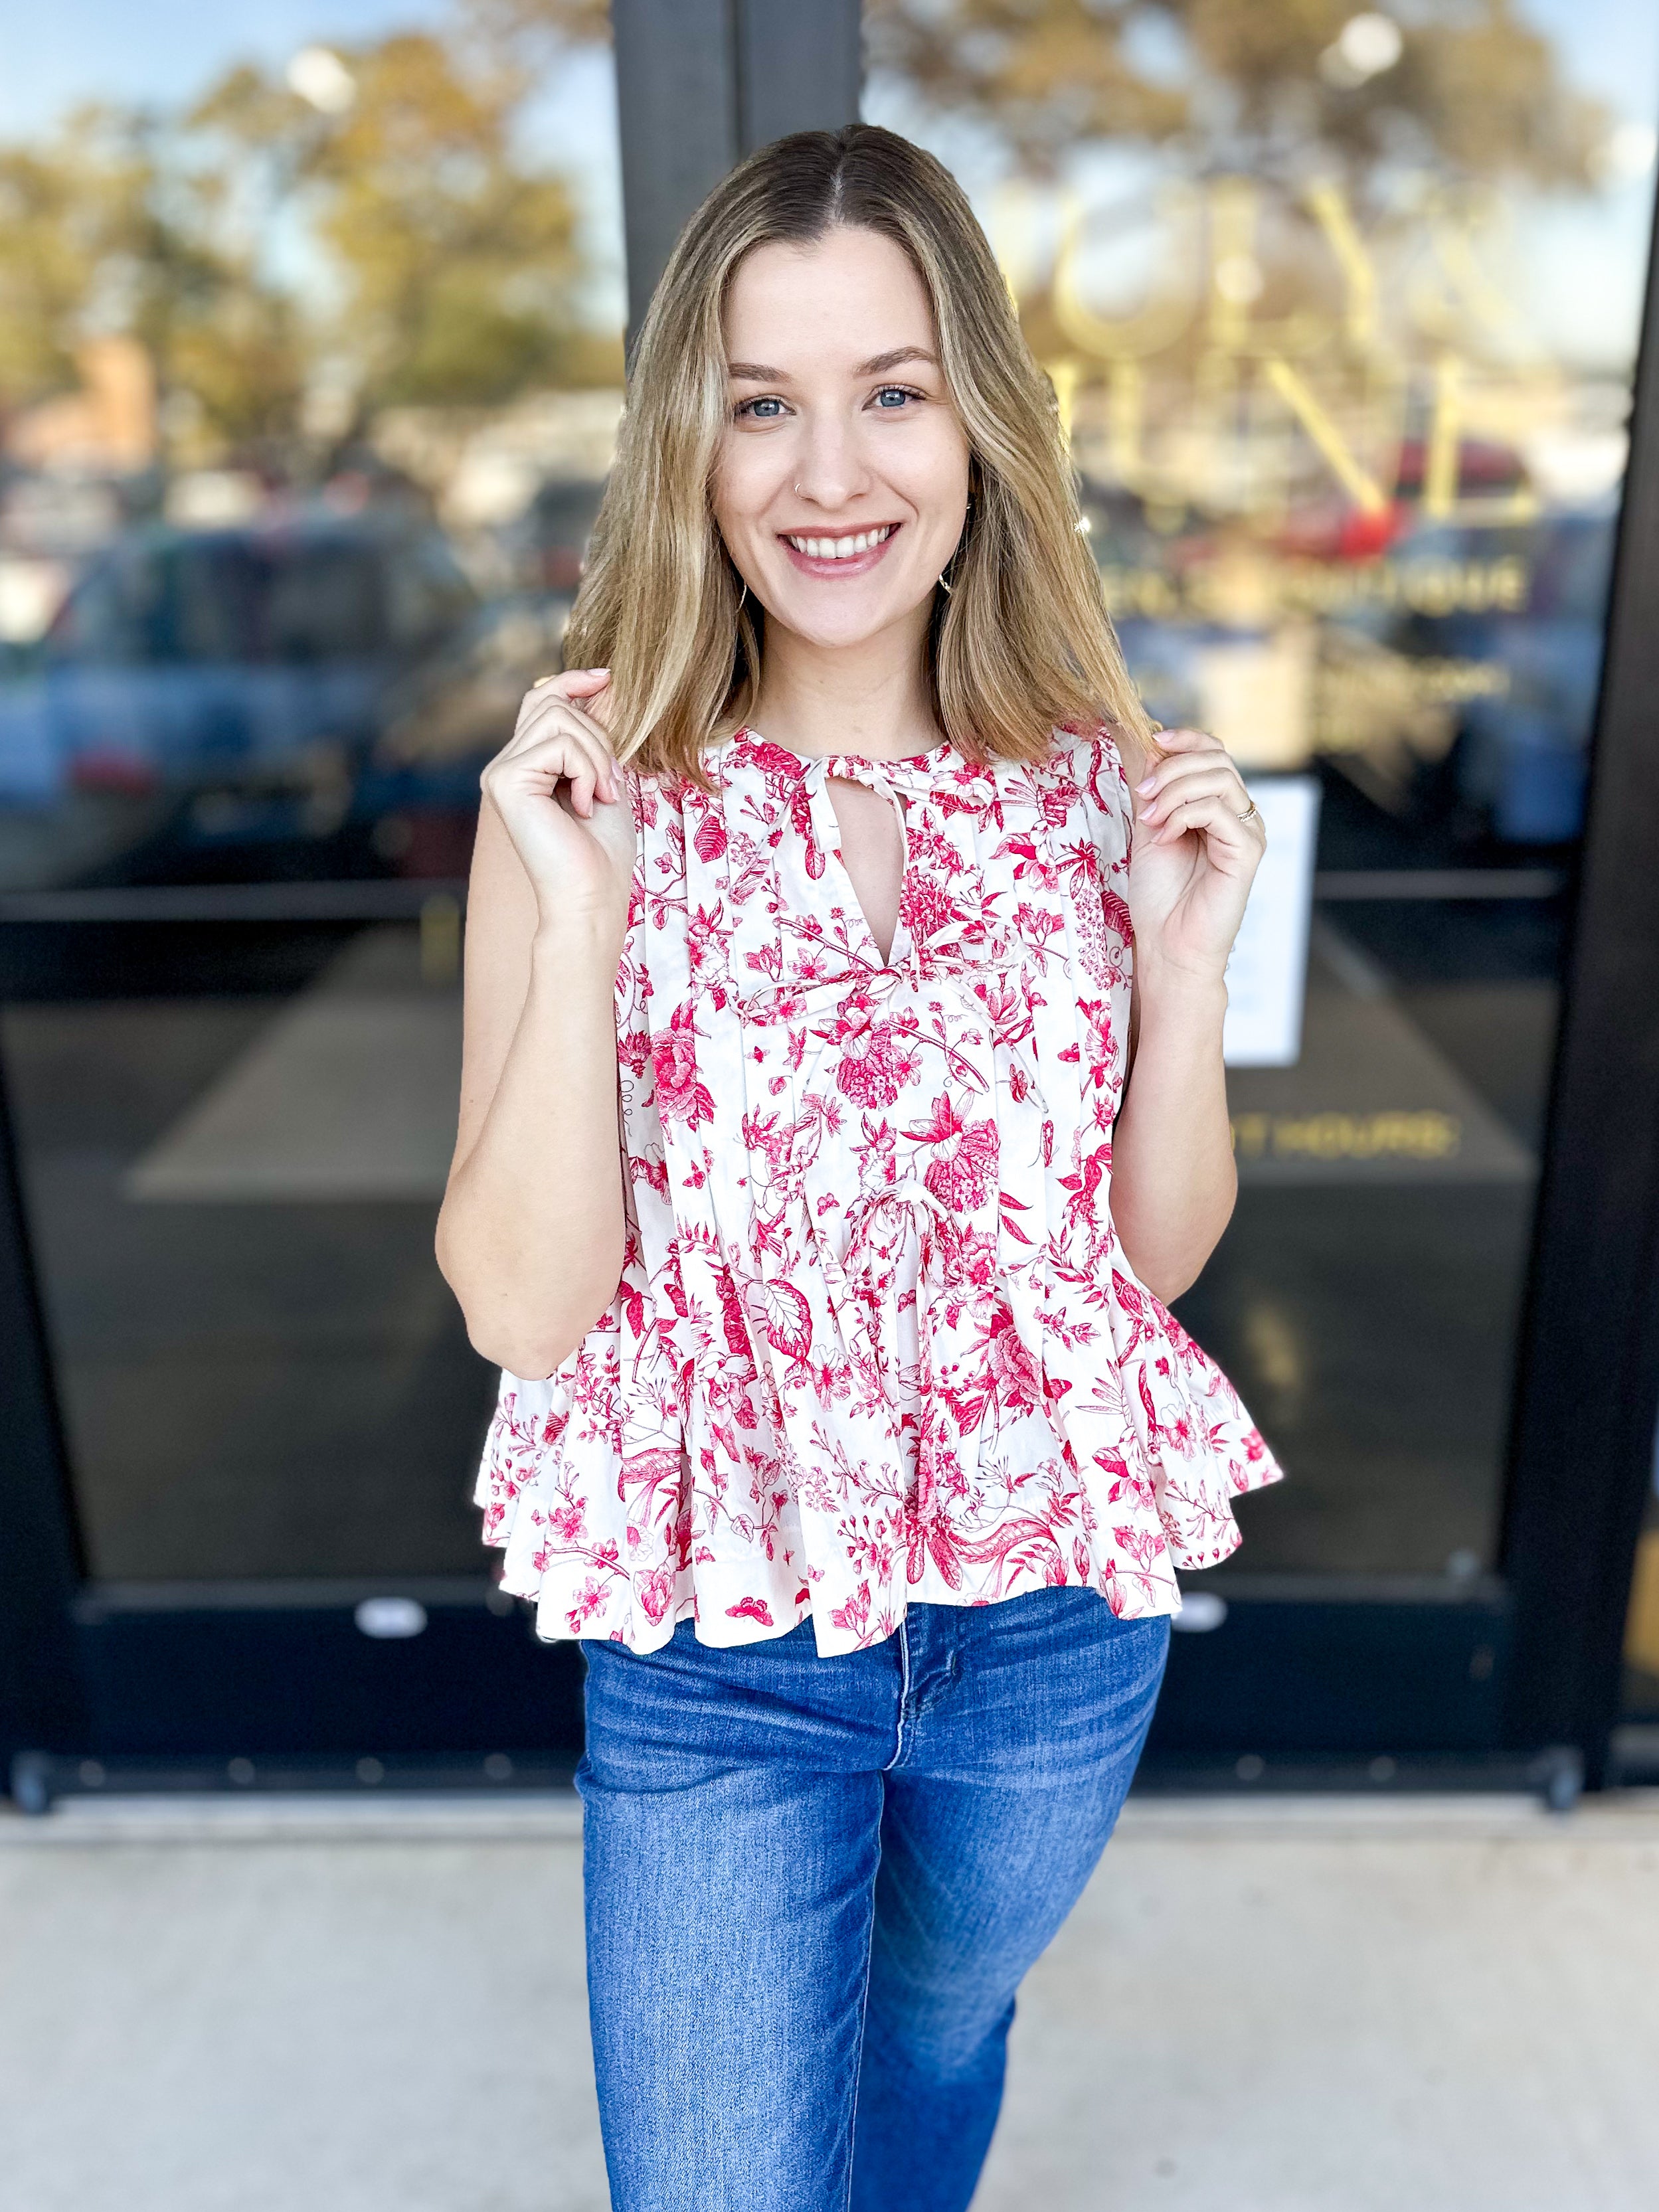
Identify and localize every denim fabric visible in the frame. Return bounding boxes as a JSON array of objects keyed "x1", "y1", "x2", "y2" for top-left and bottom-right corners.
[{"x1": 578, "y1": 1588, "x2": 1170, "y2": 2212}]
